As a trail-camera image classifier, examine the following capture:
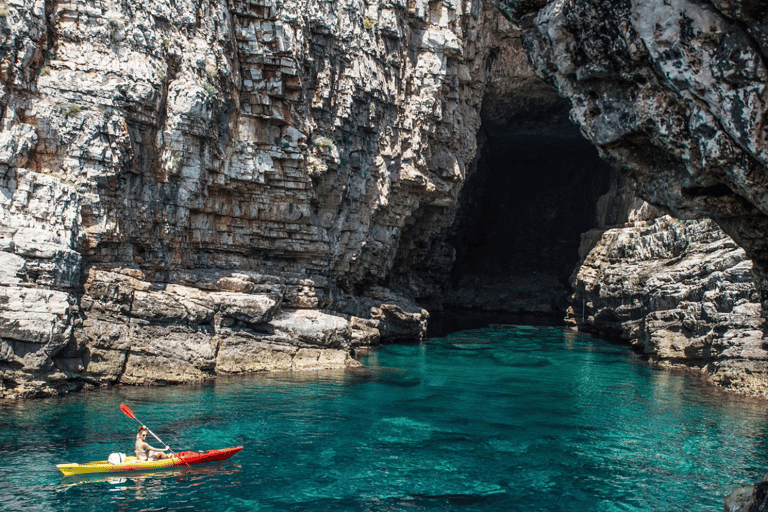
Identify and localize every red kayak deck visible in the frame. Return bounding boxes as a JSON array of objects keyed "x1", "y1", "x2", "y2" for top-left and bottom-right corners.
[{"x1": 173, "y1": 446, "x2": 243, "y2": 466}]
